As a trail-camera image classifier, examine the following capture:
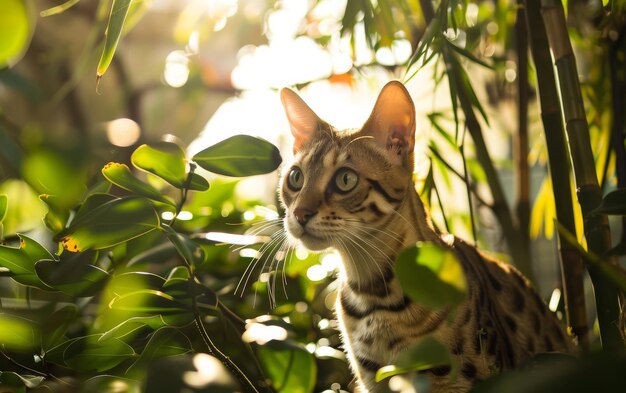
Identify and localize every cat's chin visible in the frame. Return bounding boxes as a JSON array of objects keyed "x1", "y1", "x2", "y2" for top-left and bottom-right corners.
[{"x1": 297, "y1": 234, "x2": 330, "y2": 251}]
